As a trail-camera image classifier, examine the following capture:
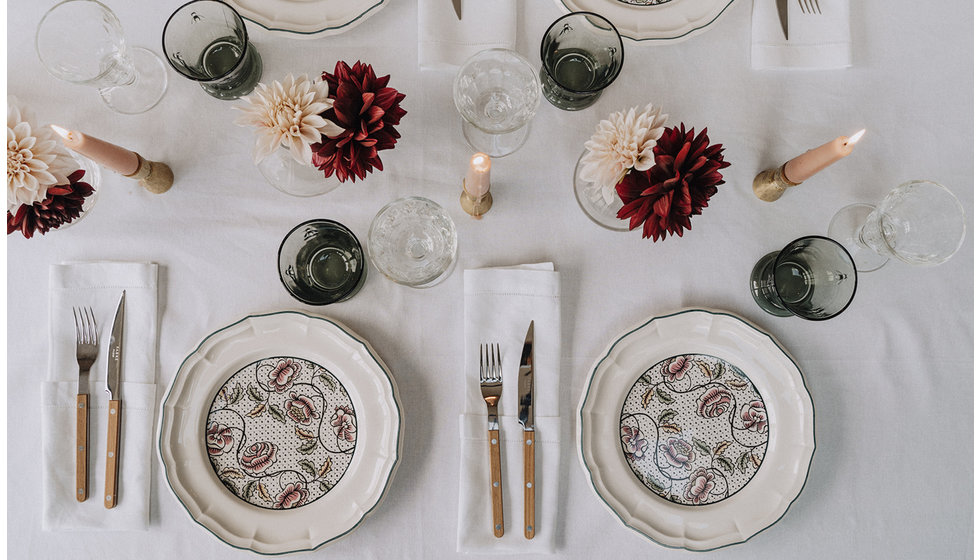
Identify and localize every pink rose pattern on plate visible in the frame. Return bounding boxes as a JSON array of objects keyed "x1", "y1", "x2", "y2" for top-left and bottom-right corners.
[
  {"x1": 205, "y1": 356, "x2": 356, "y2": 510},
  {"x1": 619, "y1": 354, "x2": 769, "y2": 506}
]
